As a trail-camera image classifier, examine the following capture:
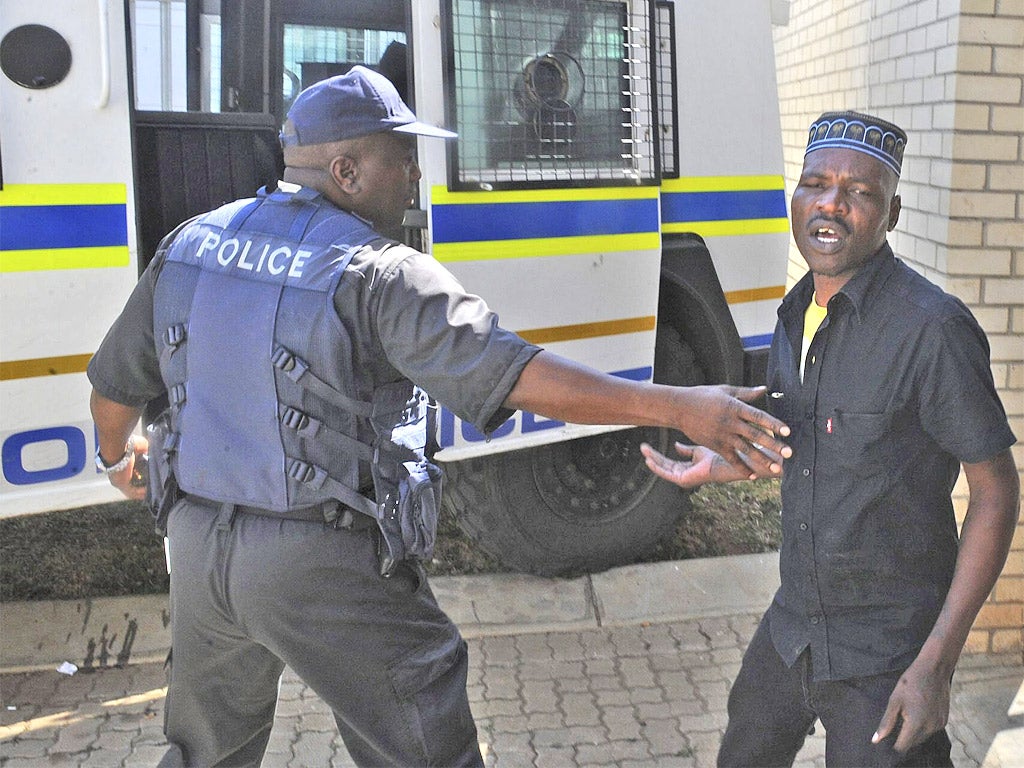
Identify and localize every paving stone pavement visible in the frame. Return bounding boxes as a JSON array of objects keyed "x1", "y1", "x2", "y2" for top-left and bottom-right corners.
[{"x1": 1, "y1": 611, "x2": 1021, "y2": 768}]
